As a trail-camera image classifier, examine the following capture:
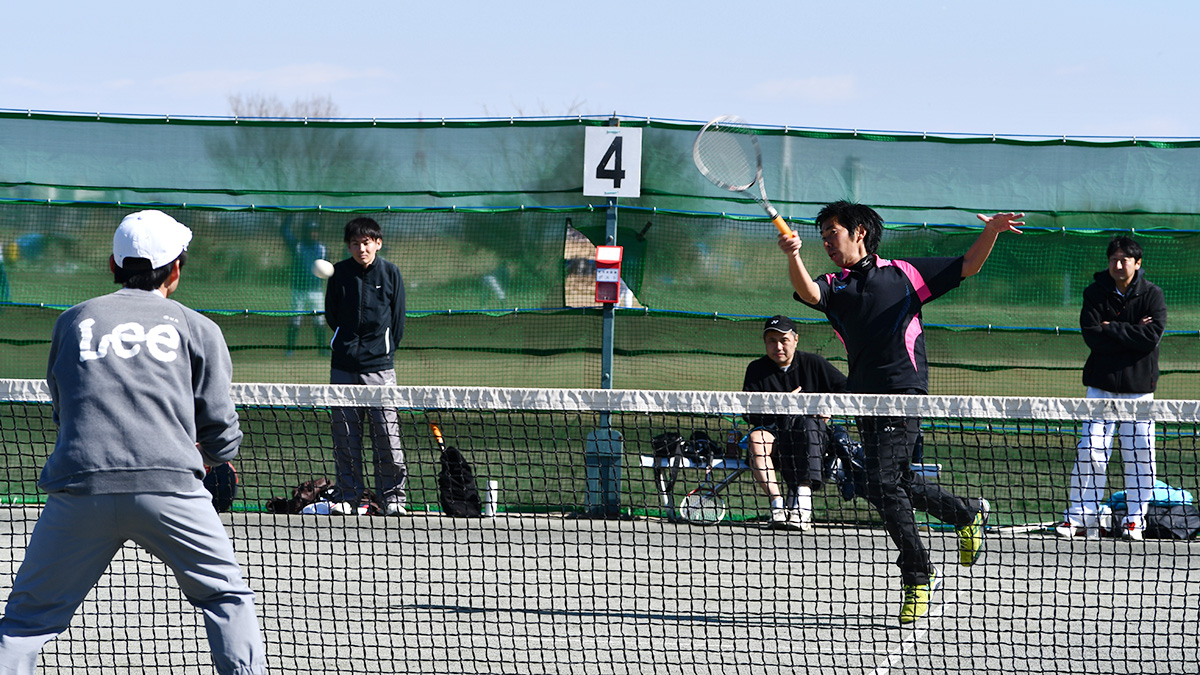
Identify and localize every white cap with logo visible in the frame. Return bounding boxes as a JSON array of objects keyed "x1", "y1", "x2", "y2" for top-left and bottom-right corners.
[{"x1": 113, "y1": 210, "x2": 193, "y2": 268}]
